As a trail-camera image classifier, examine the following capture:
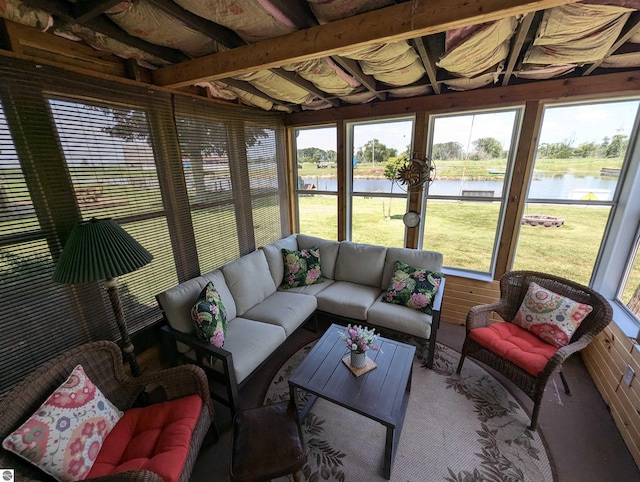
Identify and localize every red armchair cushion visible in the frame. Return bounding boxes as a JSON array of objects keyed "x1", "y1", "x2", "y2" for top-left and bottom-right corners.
[
  {"x1": 469, "y1": 322, "x2": 558, "y2": 376},
  {"x1": 87, "y1": 394, "x2": 202, "y2": 482}
]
